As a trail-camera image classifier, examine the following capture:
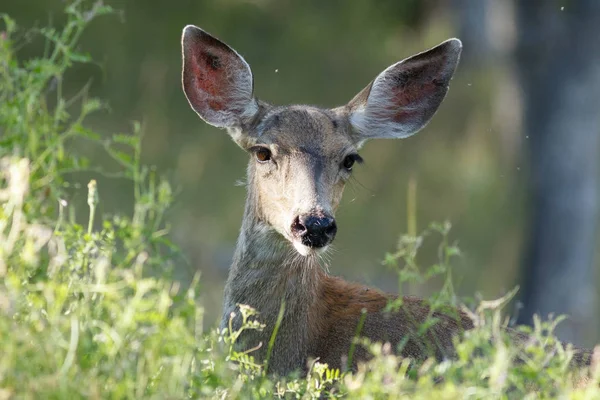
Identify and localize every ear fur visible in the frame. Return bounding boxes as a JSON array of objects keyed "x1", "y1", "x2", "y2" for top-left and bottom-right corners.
[
  {"x1": 181, "y1": 25, "x2": 259, "y2": 129},
  {"x1": 347, "y1": 39, "x2": 462, "y2": 143}
]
